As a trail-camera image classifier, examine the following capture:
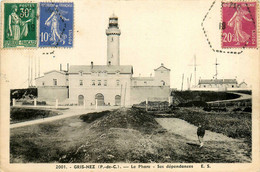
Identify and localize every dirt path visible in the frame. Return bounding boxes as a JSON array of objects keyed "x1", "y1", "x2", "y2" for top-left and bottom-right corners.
[
  {"x1": 155, "y1": 117, "x2": 251, "y2": 162},
  {"x1": 155, "y1": 118, "x2": 236, "y2": 142},
  {"x1": 207, "y1": 92, "x2": 251, "y2": 104},
  {"x1": 10, "y1": 107, "x2": 118, "y2": 129}
]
